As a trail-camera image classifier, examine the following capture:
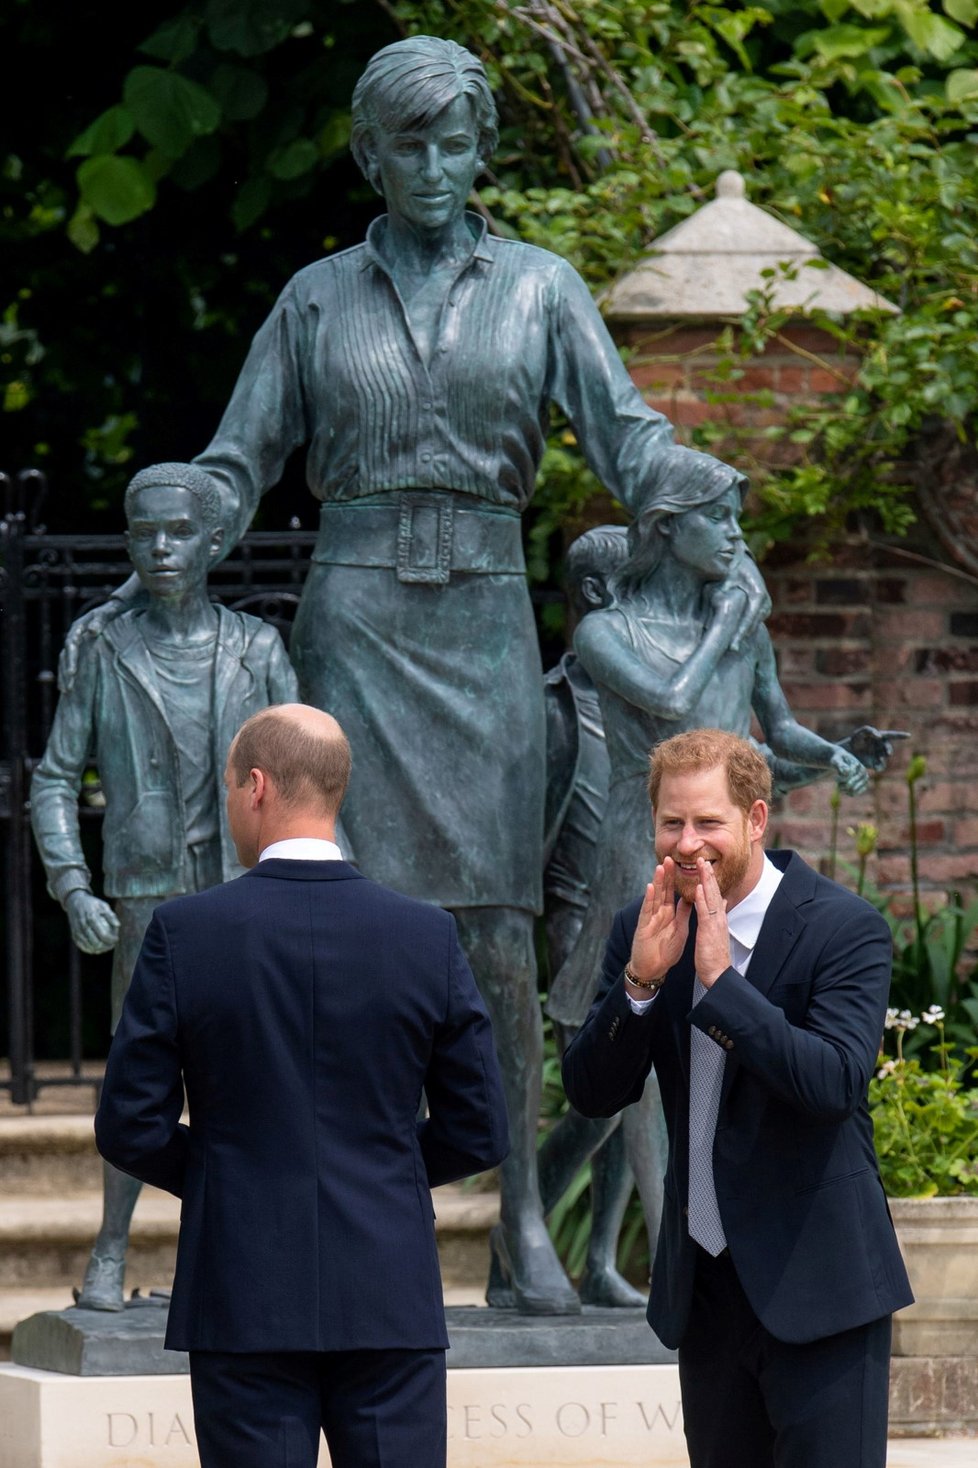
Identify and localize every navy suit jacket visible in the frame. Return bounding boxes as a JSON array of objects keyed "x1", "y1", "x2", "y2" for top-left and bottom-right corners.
[
  {"x1": 95, "y1": 859, "x2": 509, "y2": 1353},
  {"x1": 562, "y1": 849, "x2": 913, "y2": 1349}
]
